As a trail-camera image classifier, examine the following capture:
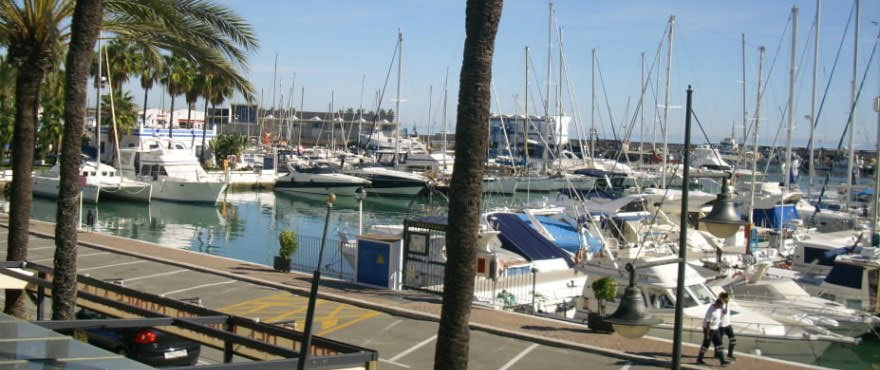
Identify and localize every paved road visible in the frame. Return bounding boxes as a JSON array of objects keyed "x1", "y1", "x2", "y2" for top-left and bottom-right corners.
[{"x1": 0, "y1": 229, "x2": 663, "y2": 370}]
